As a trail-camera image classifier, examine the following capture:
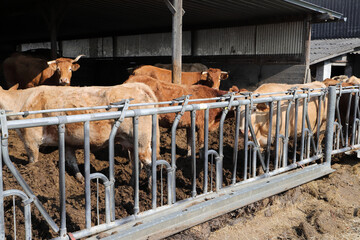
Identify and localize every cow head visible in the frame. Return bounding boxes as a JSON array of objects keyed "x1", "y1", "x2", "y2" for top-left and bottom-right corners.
[
  {"x1": 47, "y1": 55, "x2": 84, "y2": 85},
  {"x1": 200, "y1": 68, "x2": 229, "y2": 89}
]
